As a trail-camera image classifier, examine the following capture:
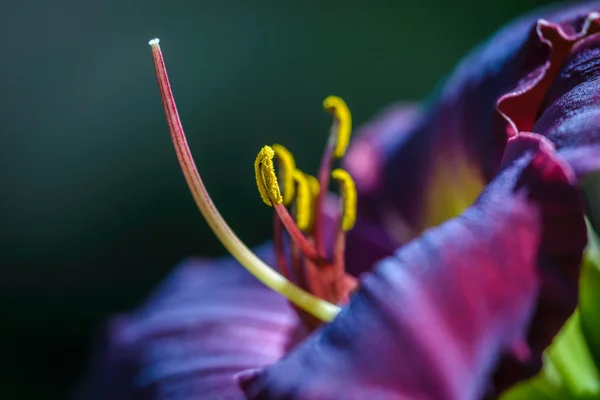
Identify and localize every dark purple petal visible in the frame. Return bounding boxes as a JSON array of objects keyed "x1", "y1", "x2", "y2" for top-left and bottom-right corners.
[
  {"x1": 76, "y1": 4, "x2": 600, "y2": 399},
  {"x1": 559, "y1": 145, "x2": 600, "y2": 180},
  {"x1": 491, "y1": 133, "x2": 587, "y2": 391},
  {"x1": 345, "y1": 2, "x2": 600, "y2": 242},
  {"x1": 534, "y1": 31, "x2": 600, "y2": 149},
  {"x1": 322, "y1": 195, "x2": 399, "y2": 277},
  {"x1": 241, "y1": 134, "x2": 588, "y2": 400},
  {"x1": 74, "y1": 245, "x2": 303, "y2": 400},
  {"x1": 559, "y1": 145, "x2": 600, "y2": 233},
  {"x1": 346, "y1": 100, "x2": 486, "y2": 239}
]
